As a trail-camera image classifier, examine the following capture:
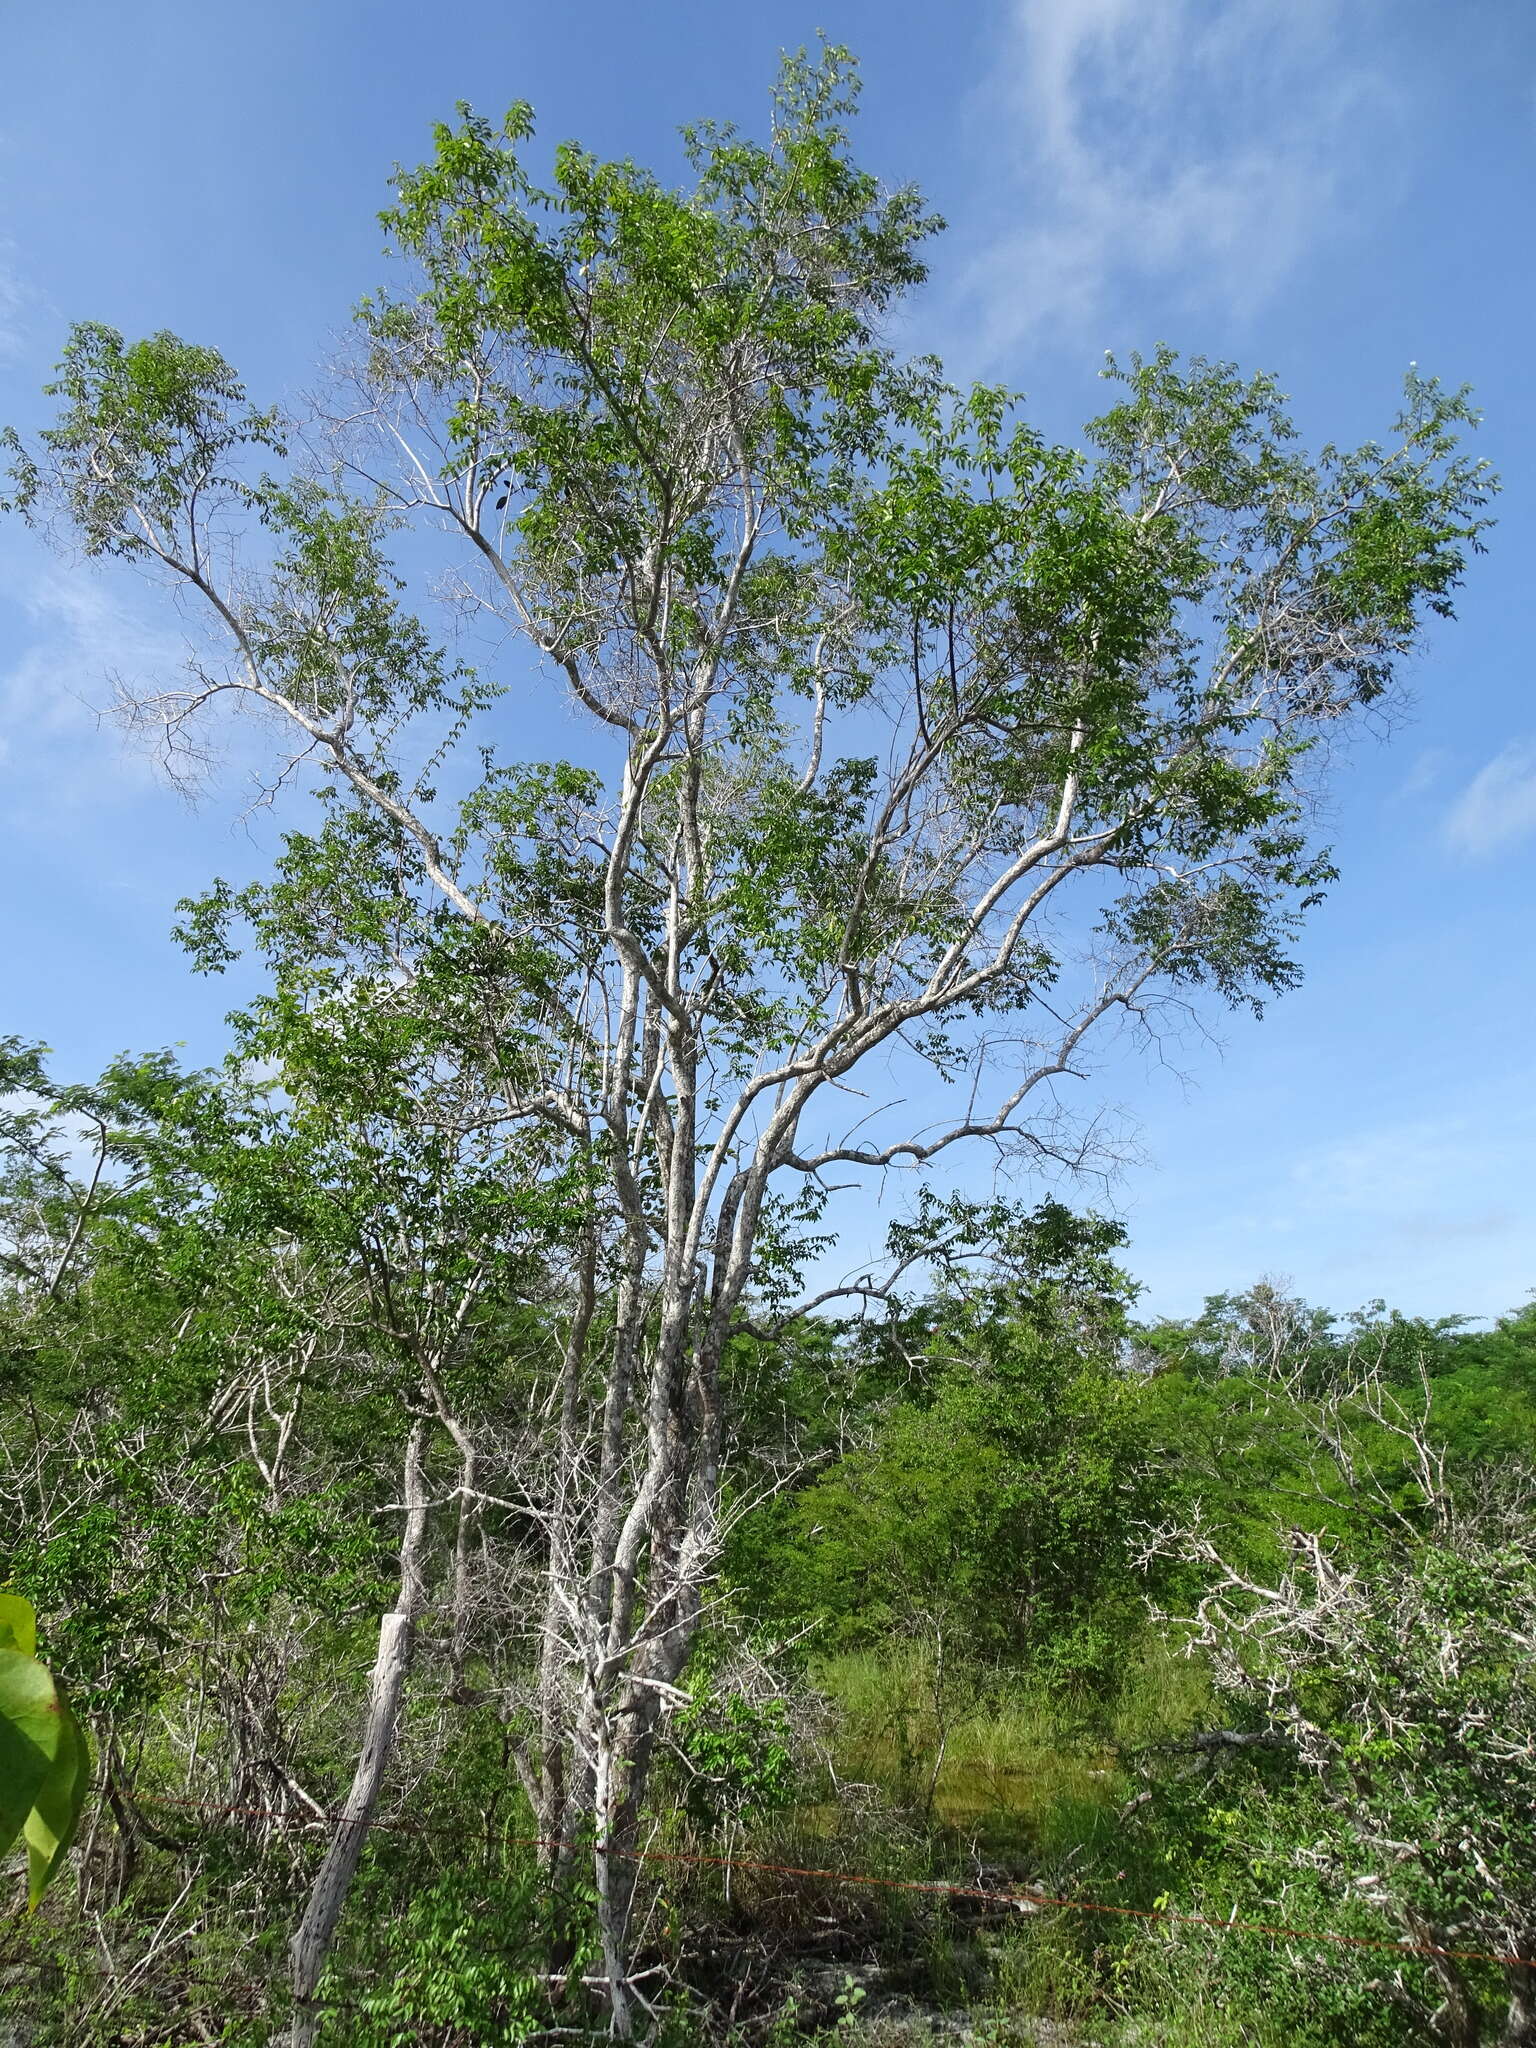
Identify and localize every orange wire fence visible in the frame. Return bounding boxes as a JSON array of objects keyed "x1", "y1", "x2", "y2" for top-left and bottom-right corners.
[{"x1": 88, "y1": 1788, "x2": 1532, "y2": 1975}]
